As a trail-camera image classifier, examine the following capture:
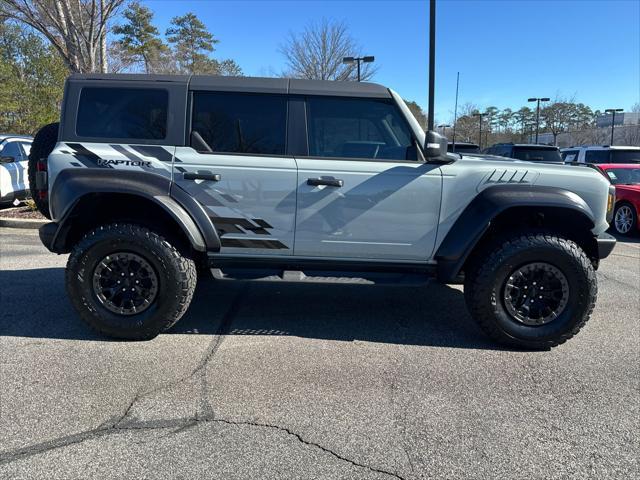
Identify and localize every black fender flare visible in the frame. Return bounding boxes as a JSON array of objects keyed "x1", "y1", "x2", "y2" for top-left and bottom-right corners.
[
  {"x1": 434, "y1": 185, "x2": 596, "y2": 283},
  {"x1": 46, "y1": 169, "x2": 220, "y2": 253}
]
